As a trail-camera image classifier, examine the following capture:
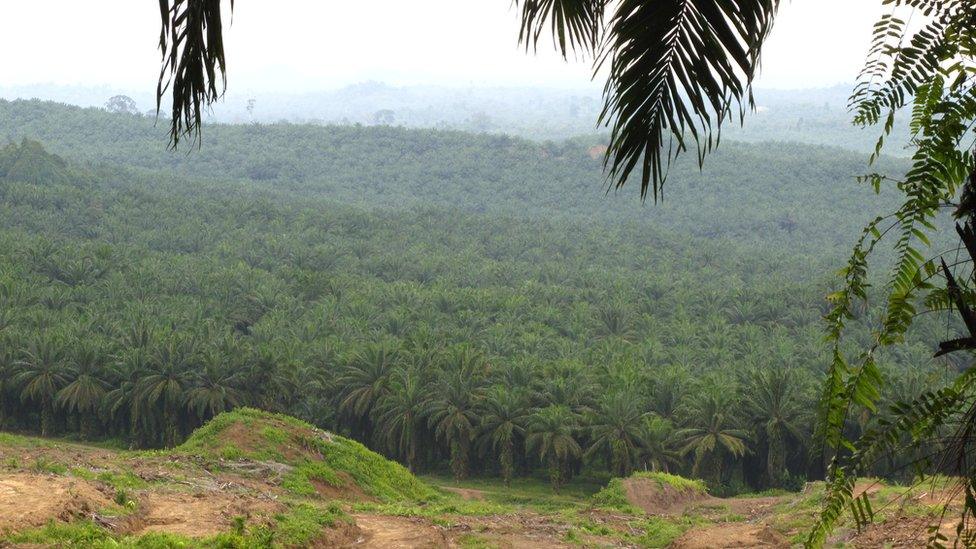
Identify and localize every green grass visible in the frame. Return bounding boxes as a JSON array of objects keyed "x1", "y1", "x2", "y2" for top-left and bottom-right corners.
[
  {"x1": 419, "y1": 473, "x2": 602, "y2": 512},
  {"x1": 633, "y1": 471, "x2": 707, "y2": 493},
  {"x1": 353, "y1": 499, "x2": 510, "y2": 524},
  {"x1": 591, "y1": 478, "x2": 641, "y2": 513},
  {"x1": 631, "y1": 516, "x2": 698, "y2": 548},
  {"x1": 174, "y1": 408, "x2": 435, "y2": 502},
  {"x1": 1, "y1": 501, "x2": 350, "y2": 548},
  {"x1": 273, "y1": 502, "x2": 351, "y2": 546},
  {"x1": 281, "y1": 460, "x2": 344, "y2": 496},
  {"x1": 68, "y1": 466, "x2": 151, "y2": 493},
  {"x1": 0, "y1": 431, "x2": 126, "y2": 451},
  {"x1": 30, "y1": 456, "x2": 67, "y2": 475},
  {"x1": 0, "y1": 432, "x2": 50, "y2": 447},
  {"x1": 735, "y1": 488, "x2": 795, "y2": 498}
]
